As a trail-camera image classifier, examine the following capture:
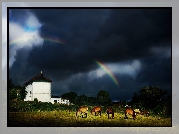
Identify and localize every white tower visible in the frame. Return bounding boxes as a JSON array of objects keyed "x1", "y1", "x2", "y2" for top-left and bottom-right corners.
[{"x1": 24, "y1": 71, "x2": 52, "y2": 102}]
